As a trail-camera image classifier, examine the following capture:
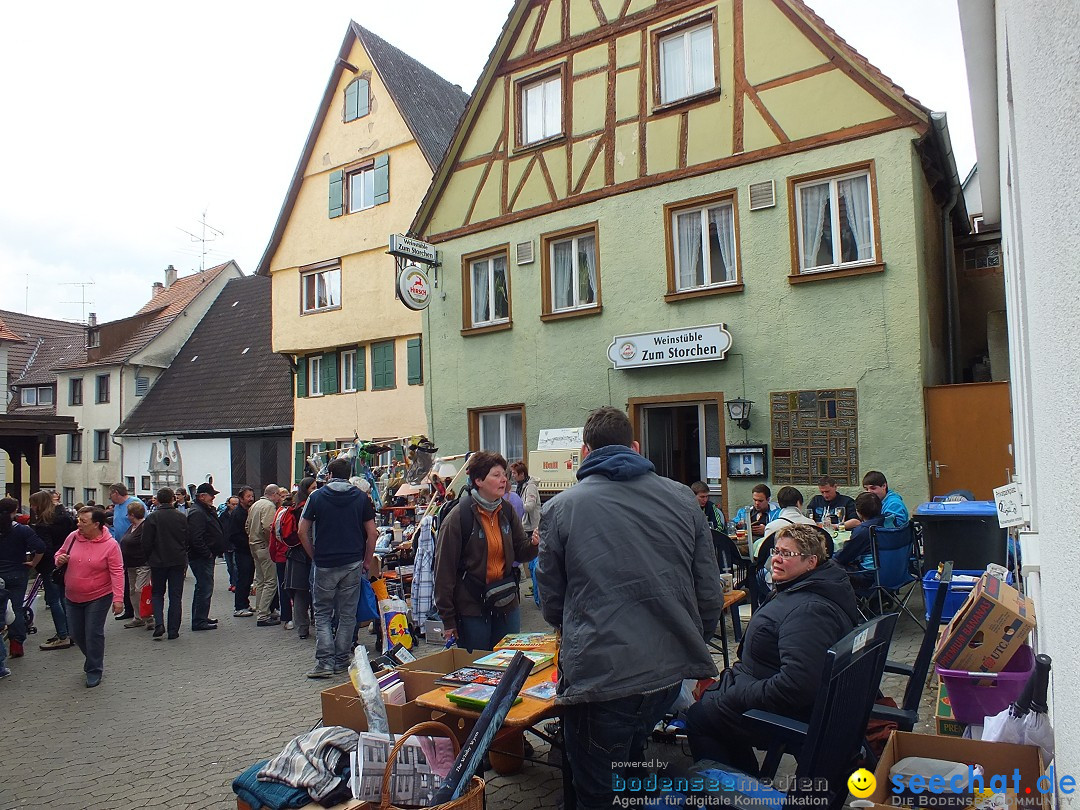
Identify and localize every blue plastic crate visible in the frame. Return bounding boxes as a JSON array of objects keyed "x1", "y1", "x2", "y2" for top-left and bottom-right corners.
[{"x1": 923, "y1": 569, "x2": 1014, "y2": 623}]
